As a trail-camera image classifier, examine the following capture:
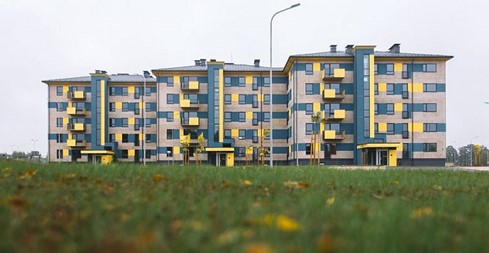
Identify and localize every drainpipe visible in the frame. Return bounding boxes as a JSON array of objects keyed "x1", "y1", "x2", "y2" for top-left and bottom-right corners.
[{"x1": 411, "y1": 59, "x2": 414, "y2": 166}]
